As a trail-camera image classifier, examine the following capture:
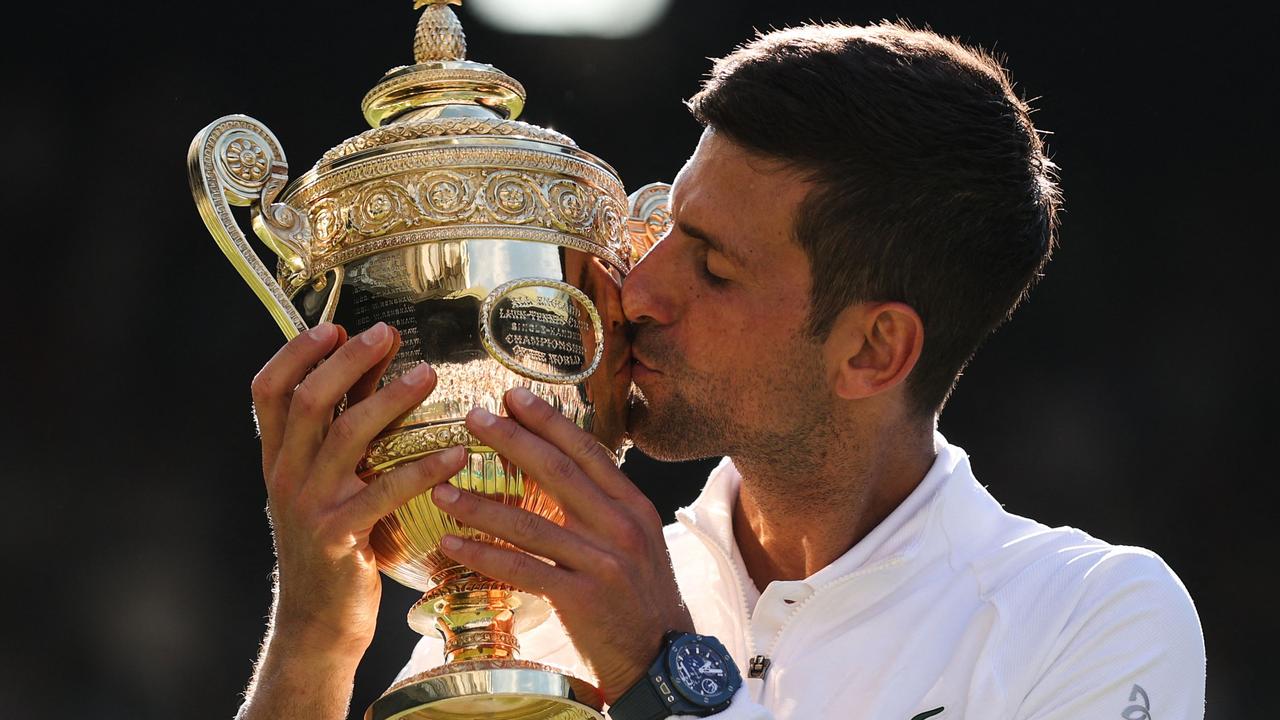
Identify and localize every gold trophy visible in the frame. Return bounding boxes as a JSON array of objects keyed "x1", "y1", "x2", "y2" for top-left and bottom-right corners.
[{"x1": 188, "y1": 2, "x2": 671, "y2": 718}]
